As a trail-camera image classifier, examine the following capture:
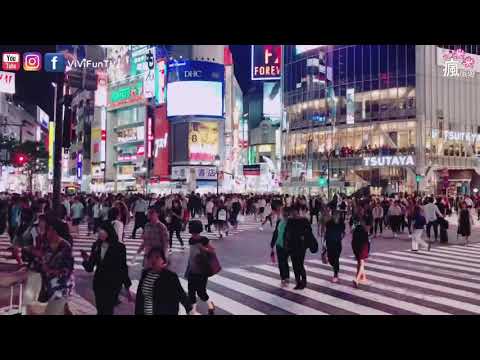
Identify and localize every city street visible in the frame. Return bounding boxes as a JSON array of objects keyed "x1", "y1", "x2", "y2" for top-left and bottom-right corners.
[{"x1": 3, "y1": 214, "x2": 480, "y2": 315}]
